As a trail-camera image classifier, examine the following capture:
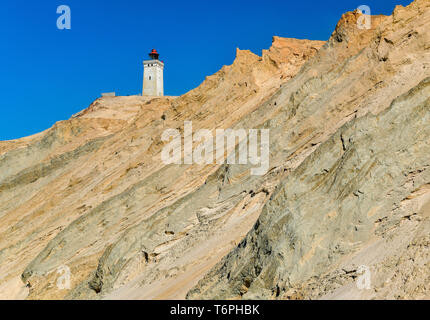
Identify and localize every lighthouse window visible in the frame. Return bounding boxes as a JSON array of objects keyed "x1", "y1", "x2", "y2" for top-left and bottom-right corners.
[{"x1": 149, "y1": 76, "x2": 152, "y2": 80}]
